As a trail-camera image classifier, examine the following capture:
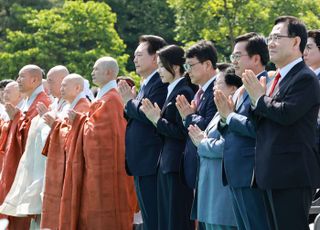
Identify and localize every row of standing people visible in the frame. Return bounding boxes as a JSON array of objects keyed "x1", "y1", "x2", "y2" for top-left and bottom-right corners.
[{"x1": 118, "y1": 15, "x2": 320, "y2": 230}]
